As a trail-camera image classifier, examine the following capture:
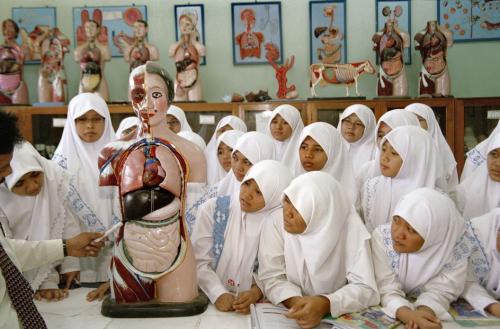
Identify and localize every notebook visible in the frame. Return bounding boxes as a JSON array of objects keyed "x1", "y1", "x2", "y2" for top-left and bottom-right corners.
[{"x1": 449, "y1": 299, "x2": 500, "y2": 327}]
